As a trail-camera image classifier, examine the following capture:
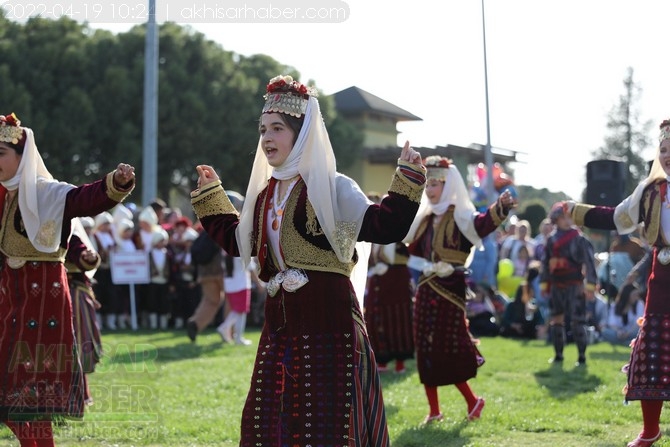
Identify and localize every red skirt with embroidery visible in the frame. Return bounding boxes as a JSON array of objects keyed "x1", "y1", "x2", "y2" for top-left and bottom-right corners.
[
  {"x1": 240, "y1": 270, "x2": 389, "y2": 447},
  {"x1": 364, "y1": 265, "x2": 414, "y2": 365},
  {"x1": 0, "y1": 260, "x2": 85, "y2": 421},
  {"x1": 625, "y1": 314, "x2": 670, "y2": 401},
  {"x1": 413, "y1": 277, "x2": 484, "y2": 387},
  {"x1": 624, "y1": 250, "x2": 670, "y2": 401}
]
